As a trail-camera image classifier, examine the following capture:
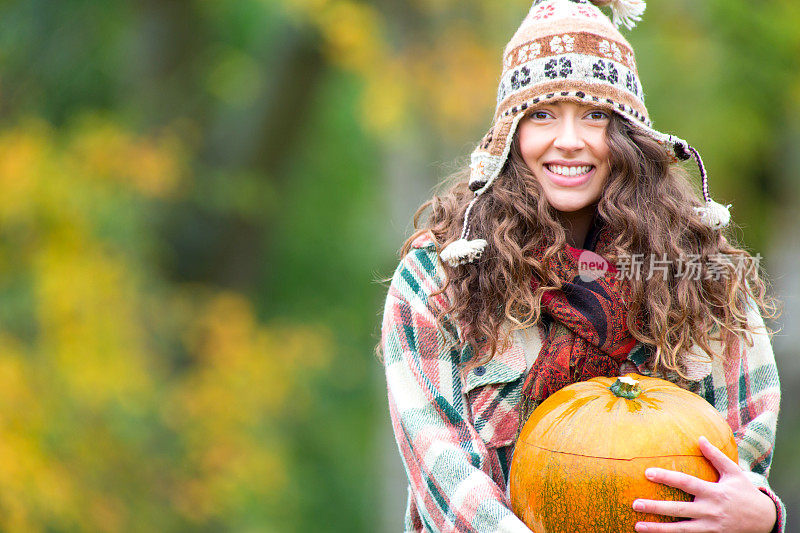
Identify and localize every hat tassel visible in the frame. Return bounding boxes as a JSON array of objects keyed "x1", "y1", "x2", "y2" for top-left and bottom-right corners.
[
  {"x1": 440, "y1": 194, "x2": 487, "y2": 267},
  {"x1": 682, "y1": 143, "x2": 732, "y2": 230},
  {"x1": 440, "y1": 237, "x2": 487, "y2": 267},
  {"x1": 694, "y1": 199, "x2": 732, "y2": 230}
]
